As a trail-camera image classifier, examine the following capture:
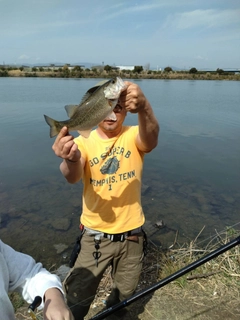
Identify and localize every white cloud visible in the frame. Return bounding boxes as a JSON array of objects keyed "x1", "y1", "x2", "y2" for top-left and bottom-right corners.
[
  {"x1": 164, "y1": 9, "x2": 240, "y2": 30},
  {"x1": 195, "y1": 55, "x2": 208, "y2": 61},
  {"x1": 18, "y1": 54, "x2": 30, "y2": 60},
  {"x1": 100, "y1": 2, "x2": 176, "y2": 21}
]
